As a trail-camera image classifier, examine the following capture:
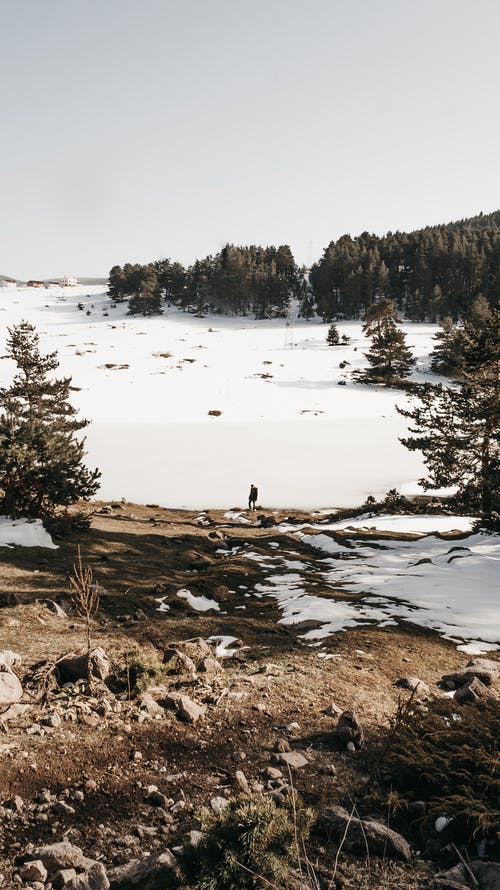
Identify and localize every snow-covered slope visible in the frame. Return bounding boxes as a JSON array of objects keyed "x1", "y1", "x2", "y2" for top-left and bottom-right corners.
[{"x1": 0, "y1": 284, "x2": 442, "y2": 509}]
